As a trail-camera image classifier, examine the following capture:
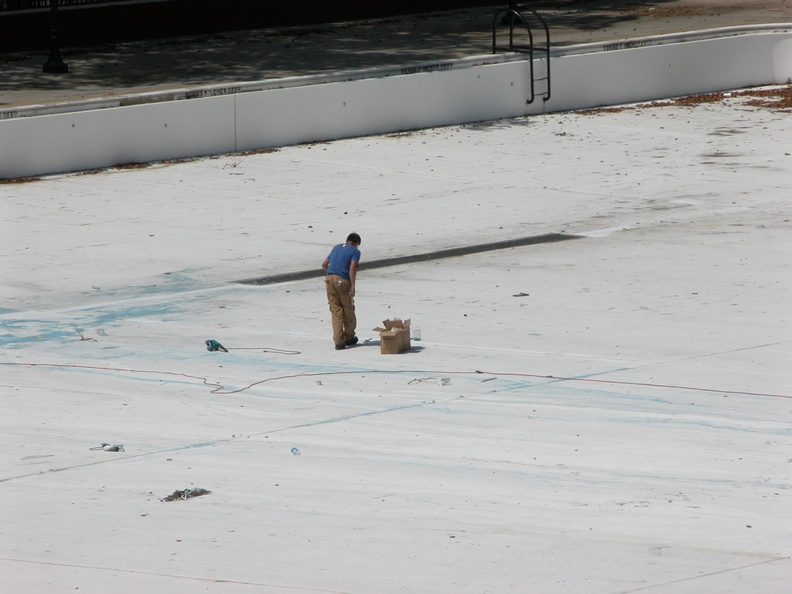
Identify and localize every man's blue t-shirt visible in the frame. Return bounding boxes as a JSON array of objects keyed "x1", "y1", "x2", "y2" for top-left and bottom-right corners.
[{"x1": 326, "y1": 243, "x2": 361, "y2": 280}]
